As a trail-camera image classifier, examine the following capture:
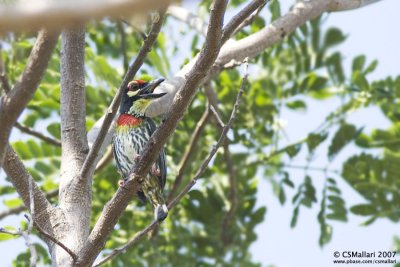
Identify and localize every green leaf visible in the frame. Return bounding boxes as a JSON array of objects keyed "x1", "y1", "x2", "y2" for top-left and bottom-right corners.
[
  {"x1": 269, "y1": 0, "x2": 281, "y2": 21},
  {"x1": 364, "y1": 59, "x2": 378, "y2": 75},
  {"x1": 0, "y1": 226, "x2": 18, "y2": 241},
  {"x1": 12, "y1": 141, "x2": 33, "y2": 160},
  {"x1": 323, "y1": 28, "x2": 346, "y2": 48},
  {"x1": 352, "y1": 55, "x2": 366, "y2": 72},
  {"x1": 4, "y1": 198, "x2": 23, "y2": 208},
  {"x1": 278, "y1": 186, "x2": 286, "y2": 205},
  {"x1": 47, "y1": 123, "x2": 61, "y2": 139},
  {"x1": 285, "y1": 100, "x2": 307, "y2": 111},
  {"x1": 328, "y1": 124, "x2": 358, "y2": 159},
  {"x1": 290, "y1": 206, "x2": 299, "y2": 228},
  {"x1": 284, "y1": 144, "x2": 302, "y2": 158},
  {"x1": 350, "y1": 204, "x2": 377, "y2": 216},
  {"x1": 352, "y1": 71, "x2": 370, "y2": 91},
  {"x1": 307, "y1": 132, "x2": 328, "y2": 152},
  {"x1": 319, "y1": 224, "x2": 332, "y2": 246}
]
